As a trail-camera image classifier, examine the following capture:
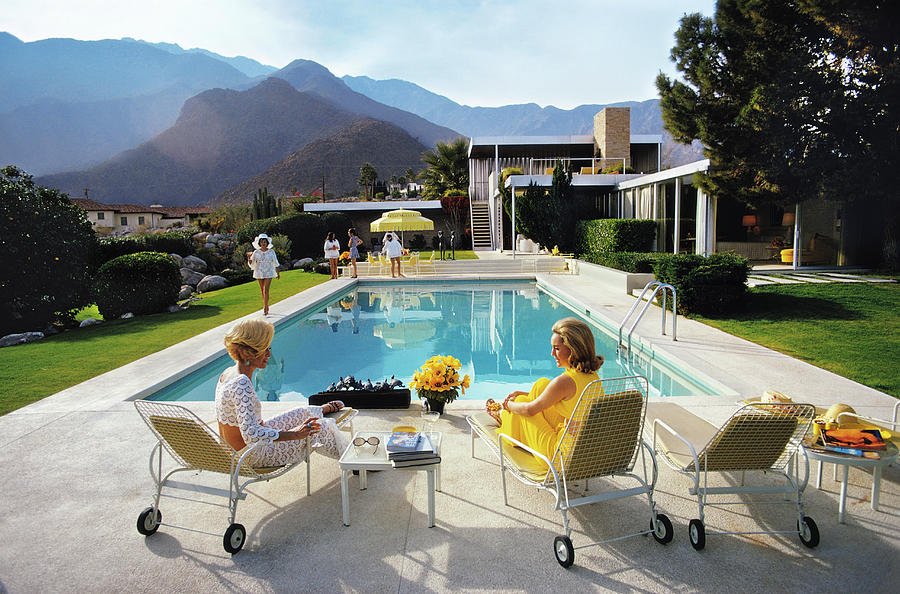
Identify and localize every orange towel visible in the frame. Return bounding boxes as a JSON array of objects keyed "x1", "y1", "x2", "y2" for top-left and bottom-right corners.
[{"x1": 823, "y1": 429, "x2": 886, "y2": 450}]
